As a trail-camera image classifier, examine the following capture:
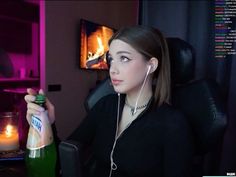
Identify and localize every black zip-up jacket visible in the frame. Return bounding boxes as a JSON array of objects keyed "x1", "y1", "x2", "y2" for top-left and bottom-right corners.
[{"x1": 69, "y1": 94, "x2": 194, "y2": 177}]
